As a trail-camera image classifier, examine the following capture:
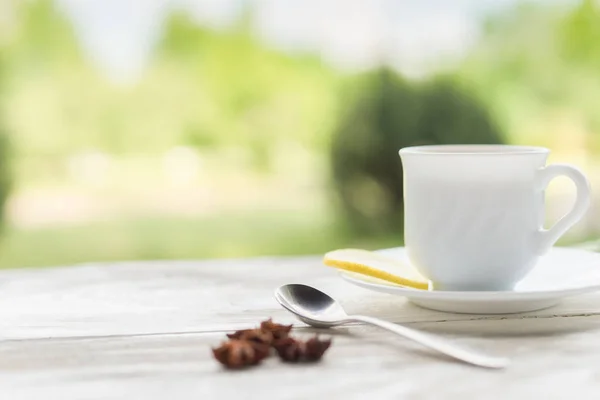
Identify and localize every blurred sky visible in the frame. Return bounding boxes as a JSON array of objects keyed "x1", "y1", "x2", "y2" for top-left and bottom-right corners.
[{"x1": 54, "y1": 0, "x2": 576, "y2": 83}]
